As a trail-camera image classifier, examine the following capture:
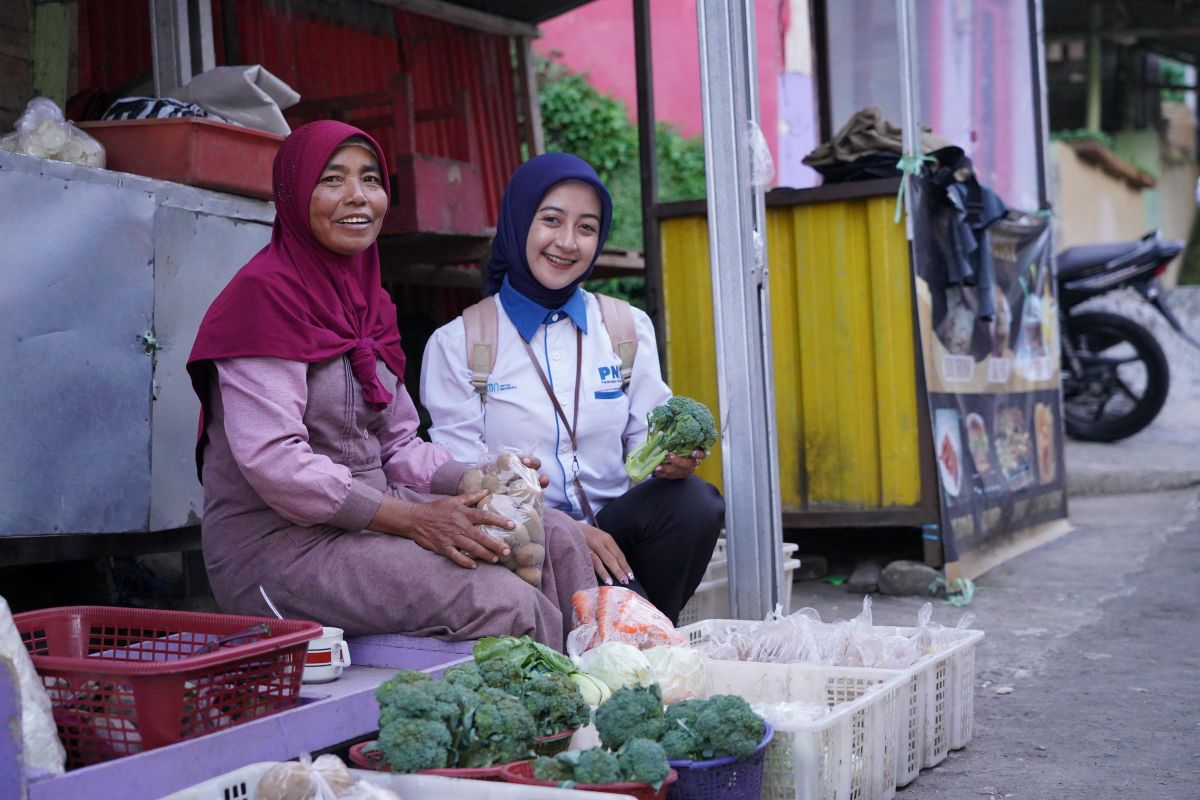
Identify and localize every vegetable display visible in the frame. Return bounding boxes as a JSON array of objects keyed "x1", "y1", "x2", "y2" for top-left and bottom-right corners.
[
  {"x1": 532, "y1": 738, "x2": 671, "y2": 789},
  {"x1": 473, "y1": 634, "x2": 611, "y2": 705},
  {"x1": 624, "y1": 396, "x2": 717, "y2": 482},
  {"x1": 462, "y1": 451, "x2": 545, "y2": 585}
]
